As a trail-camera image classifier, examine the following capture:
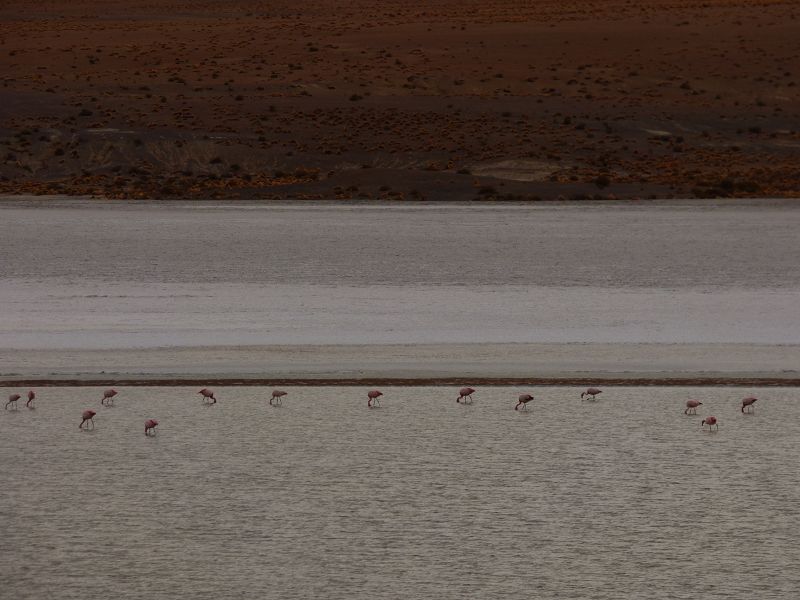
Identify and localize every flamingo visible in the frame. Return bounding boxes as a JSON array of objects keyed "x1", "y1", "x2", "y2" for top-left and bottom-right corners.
[
  {"x1": 270, "y1": 390, "x2": 287, "y2": 406},
  {"x1": 26, "y1": 390, "x2": 36, "y2": 408},
  {"x1": 741, "y1": 397, "x2": 758, "y2": 413},
  {"x1": 145, "y1": 419, "x2": 158, "y2": 435},
  {"x1": 5, "y1": 393, "x2": 20, "y2": 410},
  {"x1": 515, "y1": 394, "x2": 534, "y2": 411},
  {"x1": 457, "y1": 387, "x2": 476, "y2": 404},
  {"x1": 367, "y1": 390, "x2": 383, "y2": 408},
  {"x1": 581, "y1": 387, "x2": 602, "y2": 401},
  {"x1": 101, "y1": 389, "x2": 118, "y2": 406},
  {"x1": 79, "y1": 409, "x2": 96, "y2": 430},
  {"x1": 684, "y1": 399, "x2": 702, "y2": 415},
  {"x1": 198, "y1": 388, "x2": 216, "y2": 404},
  {"x1": 701, "y1": 416, "x2": 718, "y2": 431}
]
